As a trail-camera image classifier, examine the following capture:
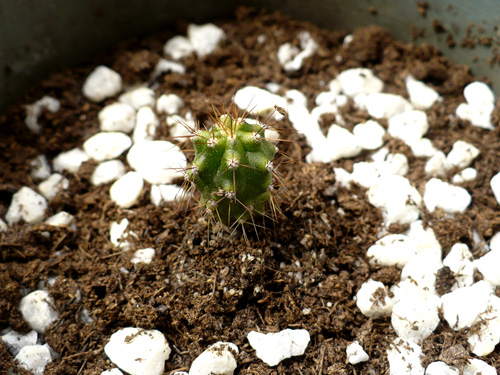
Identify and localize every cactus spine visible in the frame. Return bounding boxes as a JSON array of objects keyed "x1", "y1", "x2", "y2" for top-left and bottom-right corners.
[{"x1": 187, "y1": 113, "x2": 277, "y2": 227}]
